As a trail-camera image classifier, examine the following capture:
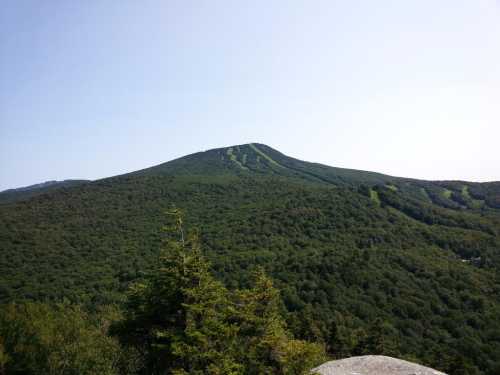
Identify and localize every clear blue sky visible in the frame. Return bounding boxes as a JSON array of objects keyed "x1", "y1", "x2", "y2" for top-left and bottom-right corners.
[{"x1": 1, "y1": 0, "x2": 499, "y2": 190}]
